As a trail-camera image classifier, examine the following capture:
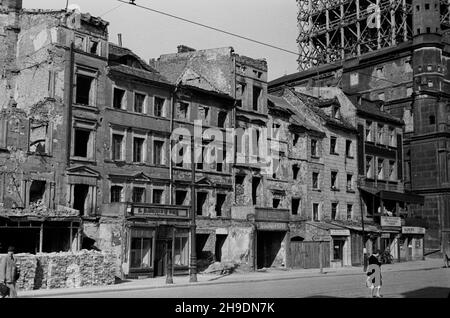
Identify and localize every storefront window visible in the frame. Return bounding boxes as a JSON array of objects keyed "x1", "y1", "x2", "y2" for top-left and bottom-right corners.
[
  {"x1": 174, "y1": 236, "x2": 189, "y2": 266},
  {"x1": 130, "y1": 228, "x2": 153, "y2": 270}
]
